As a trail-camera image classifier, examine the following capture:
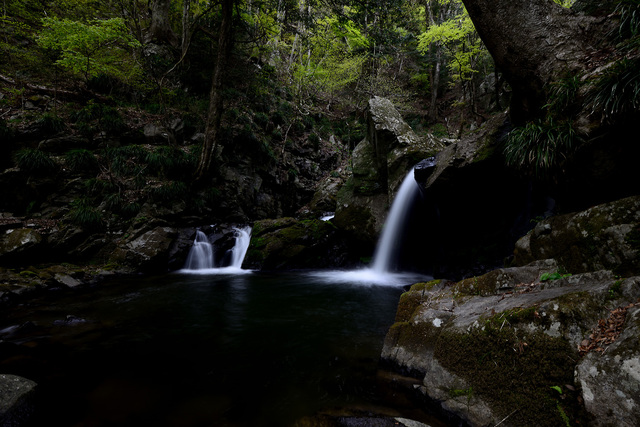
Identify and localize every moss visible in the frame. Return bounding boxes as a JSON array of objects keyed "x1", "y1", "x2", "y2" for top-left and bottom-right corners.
[
  {"x1": 434, "y1": 324, "x2": 586, "y2": 427},
  {"x1": 625, "y1": 225, "x2": 640, "y2": 251},
  {"x1": 454, "y1": 271, "x2": 502, "y2": 296}
]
